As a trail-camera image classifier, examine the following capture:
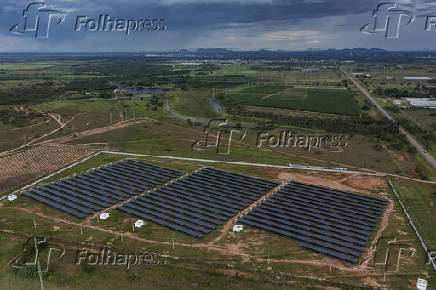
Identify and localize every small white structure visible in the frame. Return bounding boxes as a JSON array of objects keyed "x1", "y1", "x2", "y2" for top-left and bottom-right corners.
[
  {"x1": 7, "y1": 195, "x2": 17, "y2": 201},
  {"x1": 134, "y1": 220, "x2": 145, "y2": 228},
  {"x1": 232, "y1": 225, "x2": 244, "y2": 232},
  {"x1": 99, "y1": 212, "x2": 110, "y2": 220},
  {"x1": 417, "y1": 278, "x2": 427, "y2": 290},
  {"x1": 404, "y1": 77, "x2": 432, "y2": 81}
]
